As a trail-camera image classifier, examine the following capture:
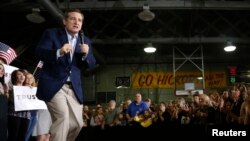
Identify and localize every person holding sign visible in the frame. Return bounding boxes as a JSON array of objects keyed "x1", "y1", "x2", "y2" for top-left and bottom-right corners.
[
  {"x1": 7, "y1": 69, "x2": 30, "y2": 141},
  {"x1": 23, "y1": 73, "x2": 38, "y2": 141},
  {"x1": 27, "y1": 71, "x2": 52, "y2": 141}
]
